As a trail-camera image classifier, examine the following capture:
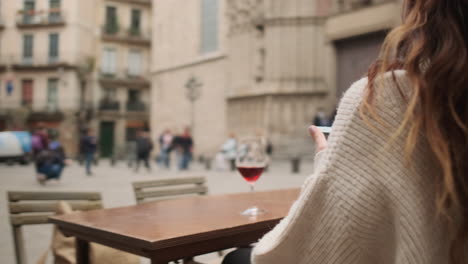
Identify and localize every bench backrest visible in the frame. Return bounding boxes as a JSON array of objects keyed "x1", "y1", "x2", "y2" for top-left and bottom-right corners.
[
  {"x1": 8, "y1": 191, "x2": 102, "y2": 264},
  {"x1": 132, "y1": 177, "x2": 208, "y2": 204}
]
